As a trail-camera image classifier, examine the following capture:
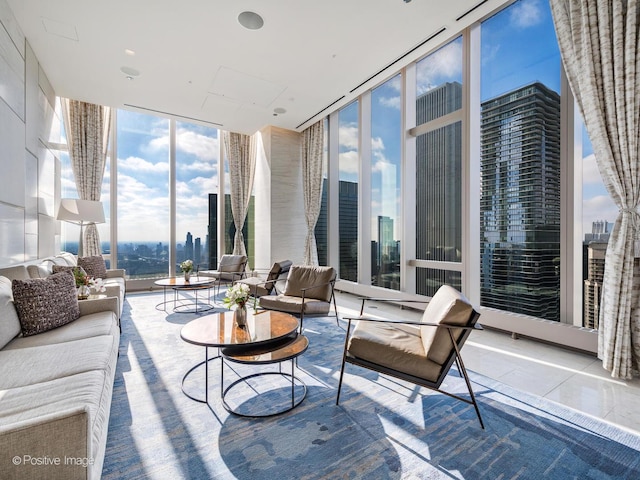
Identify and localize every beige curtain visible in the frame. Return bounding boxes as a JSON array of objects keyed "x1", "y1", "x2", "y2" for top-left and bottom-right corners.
[
  {"x1": 223, "y1": 131, "x2": 256, "y2": 256},
  {"x1": 62, "y1": 99, "x2": 111, "y2": 257},
  {"x1": 302, "y1": 121, "x2": 325, "y2": 266},
  {"x1": 551, "y1": 0, "x2": 640, "y2": 378}
]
